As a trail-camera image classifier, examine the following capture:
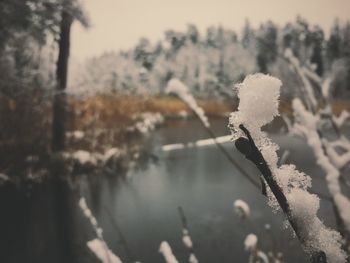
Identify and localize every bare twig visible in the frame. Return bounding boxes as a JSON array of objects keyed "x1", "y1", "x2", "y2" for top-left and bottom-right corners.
[{"x1": 191, "y1": 108, "x2": 261, "y2": 190}]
